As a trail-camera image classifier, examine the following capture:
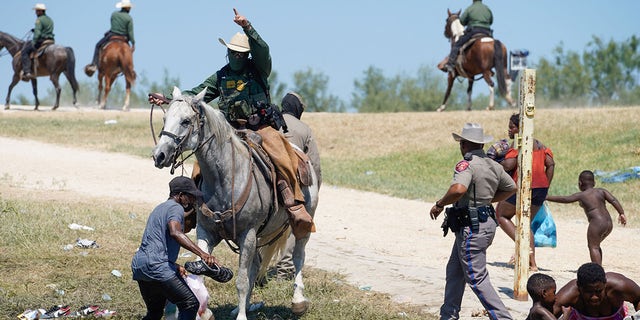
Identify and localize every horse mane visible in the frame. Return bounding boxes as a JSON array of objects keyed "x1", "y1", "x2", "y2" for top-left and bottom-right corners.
[
  {"x1": 0, "y1": 31, "x2": 25, "y2": 55},
  {"x1": 181, "y1": 94, "x2": 244, "y2": 151}
]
